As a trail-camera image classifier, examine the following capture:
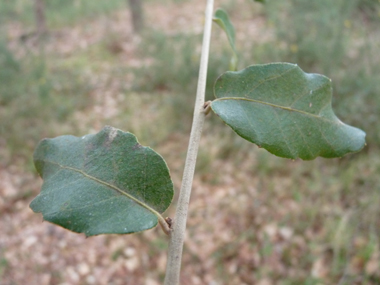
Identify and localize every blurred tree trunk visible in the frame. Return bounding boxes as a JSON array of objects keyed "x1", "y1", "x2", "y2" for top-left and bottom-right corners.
[
  {"x1": 128, "y1": 0, "x2": 144, "y2": 34},
  {"x1": 34, "y1": 0, "x2": 47, "y2": 38}
]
